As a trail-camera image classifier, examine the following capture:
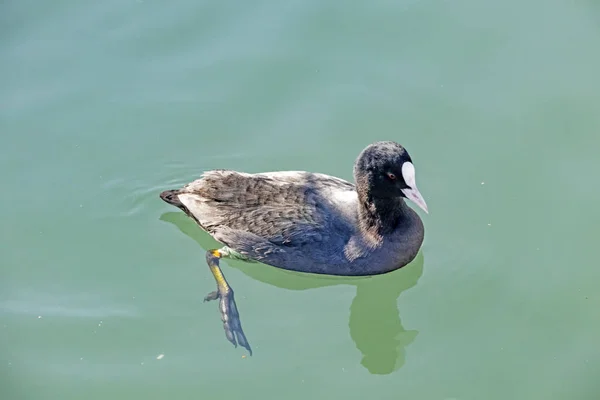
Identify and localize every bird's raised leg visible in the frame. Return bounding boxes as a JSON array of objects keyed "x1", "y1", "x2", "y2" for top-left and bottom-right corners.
[{"x1": 203, "y1": 248, "x2": 252, "y2": 355}]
